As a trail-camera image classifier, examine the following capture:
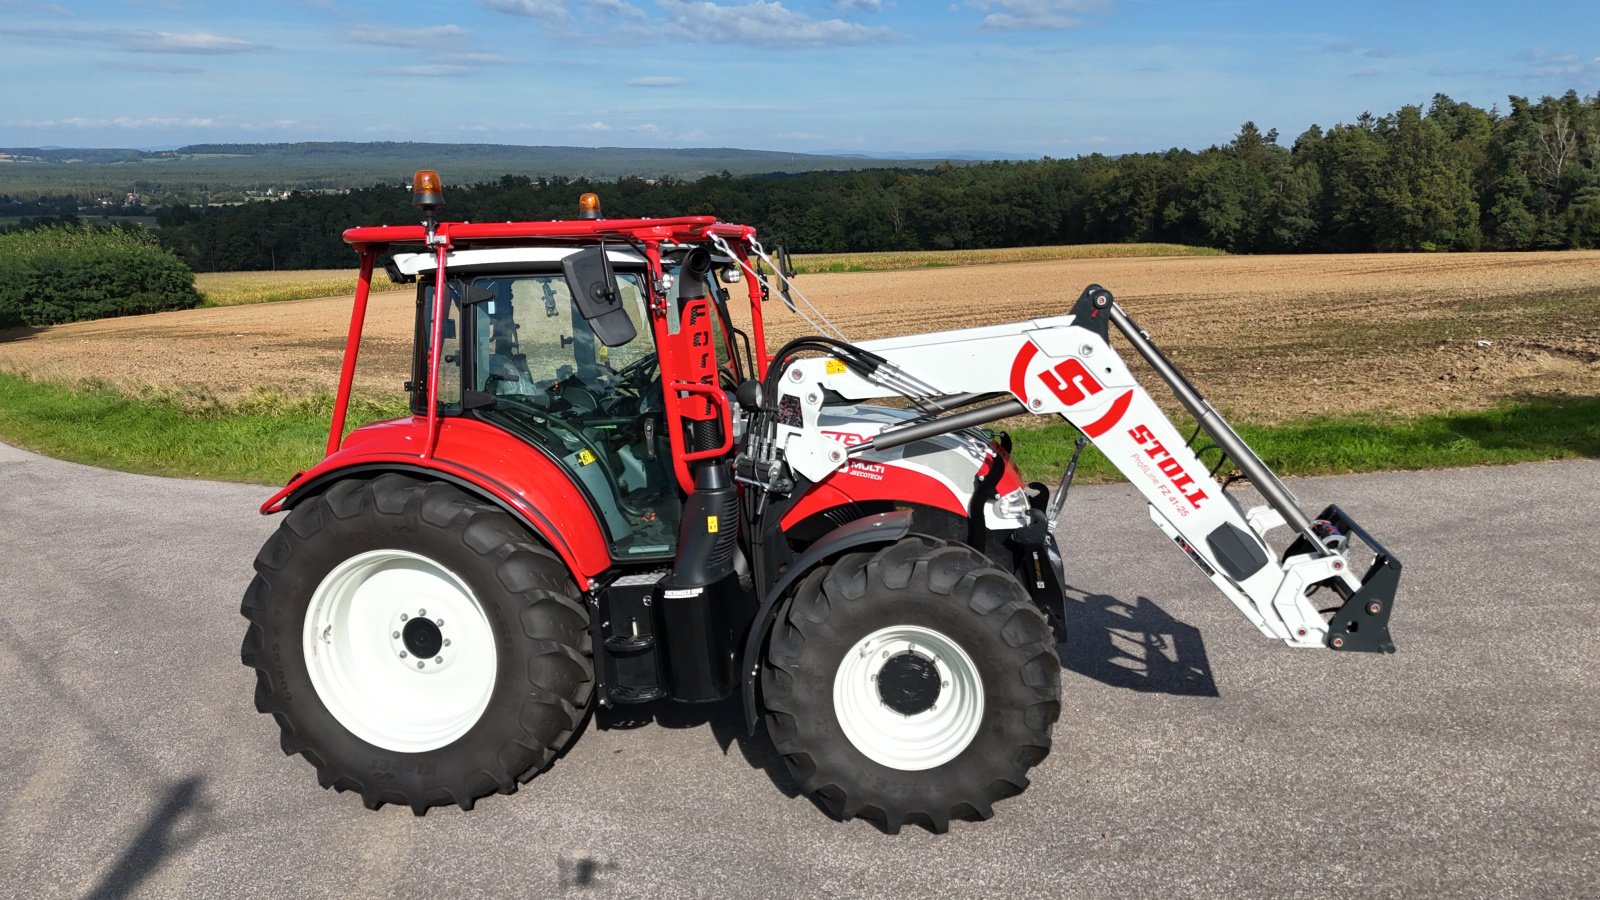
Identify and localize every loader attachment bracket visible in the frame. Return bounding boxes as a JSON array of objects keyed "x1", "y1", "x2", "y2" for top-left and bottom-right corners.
[{"x1": 1305, "y1": 505, "x2": 1400, "y2": 654}]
